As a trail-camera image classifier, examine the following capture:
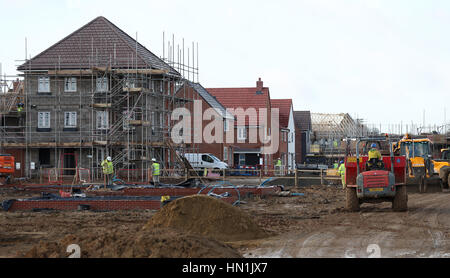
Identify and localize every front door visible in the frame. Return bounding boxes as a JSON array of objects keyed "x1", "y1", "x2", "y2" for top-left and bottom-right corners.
[{"x1": 62, "y1": 149, "x2": 77, "y2": 175}]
